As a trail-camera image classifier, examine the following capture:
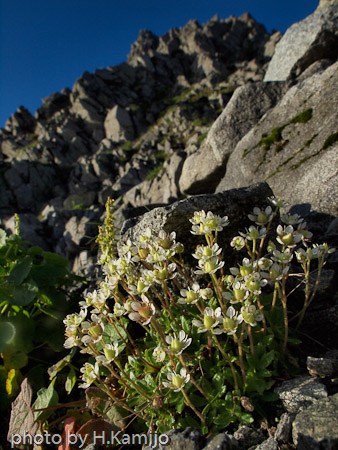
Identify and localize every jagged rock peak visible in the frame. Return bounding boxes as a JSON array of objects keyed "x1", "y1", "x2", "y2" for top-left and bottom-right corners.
[{"x1": 127, "y1": 13, "x2": 273, "y2": 68}]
